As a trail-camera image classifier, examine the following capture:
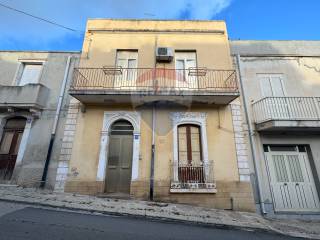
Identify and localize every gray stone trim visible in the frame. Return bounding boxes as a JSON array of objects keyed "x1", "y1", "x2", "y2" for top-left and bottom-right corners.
[
  {"x1": 231, "y1": 103, "x2": 250, "y2": 182},
  {"x1": 54, "y1": 98, "x2": 80, "y2": 191}
]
